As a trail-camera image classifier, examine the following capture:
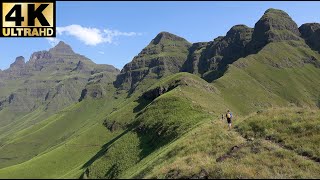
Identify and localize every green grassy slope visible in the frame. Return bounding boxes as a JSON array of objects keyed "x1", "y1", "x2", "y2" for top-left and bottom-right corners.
[
  {"x1": 0, "y1": 75, "x2": 88, "y2": 143},
  {"x1": 0, "y1": 72, "x2": 226, "y2": 178},
  {"x1": 82, "y1": 41, "x2": 320, "y2": 178},
  {"x1": 0, "y1": 92, "x2": 127, "y2": 178},
  {"x1": 236, "y1": 108, "x2": 320, "y2": 160},
  {"x1": 0, "y1": 84, "x2": 123, "y2": 171},
  {"x1": 214, "y1": 41, "x2": 320, "y2": 114},
  {"x1": 81, "y1": 73, "x2": 226, "y2": 179},
  {"x1": 0, "y1": 68, "x2": 320, "y2": 178},
  {"x1": 0, "y1": 79, "x2": 24, "y2": 98},
  {"x1": 125, "y1": 118, "x2": 320, "y2": 179},
  {"x1": 0, "y1": 123, "x2": 112, "y2": 178},
  {"x1": 1, "y1": 39, "x2": 320, "y2": 179}
]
